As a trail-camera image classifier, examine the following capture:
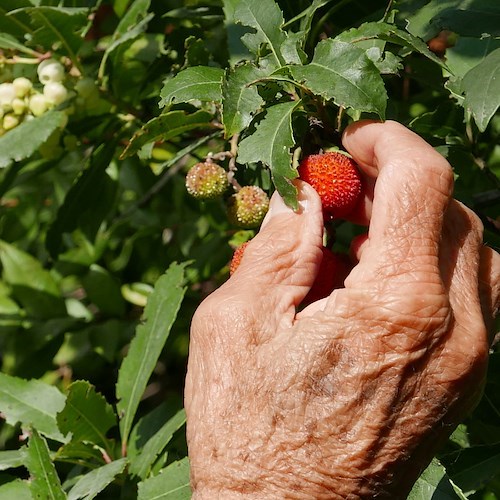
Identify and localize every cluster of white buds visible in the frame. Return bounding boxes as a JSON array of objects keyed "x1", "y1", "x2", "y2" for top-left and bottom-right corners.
[{"x1": 0, "y1": 59, "x2": 71, "y2": 136}]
